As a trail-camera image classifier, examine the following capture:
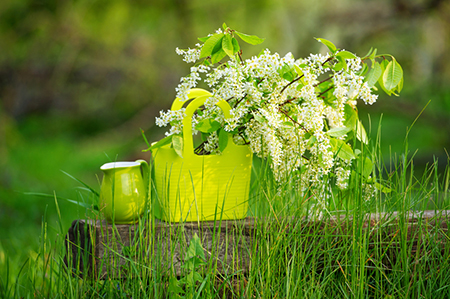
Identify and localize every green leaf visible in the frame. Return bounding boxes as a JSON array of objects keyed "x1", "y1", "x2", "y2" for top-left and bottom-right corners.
[
  {"x1": 199, "y1": 33, "x2": 224, "y2": 58},
  {"x1": 222, "y1": 22, "x2": 228, "y2": 31},
  {"x1": 382, "y1": 58, "x2": 403, "y2": 91},
  {"x1": 357, "y1": 157, "x2": 373, "y2": 179},
  {"x1": 141, "y1": 128, "x2": 150, "y2": 148},
  {"x1": 306, "y1": 136, "x2": 317, "y2": 148},
  {"x1": 358, "y1": 62, "x2": 369, "y2": 76},
  {"x1": 282, "y1": 121, "x2": 294, "y2": 128},
  {"x1": 364, "y1": 61, "x2": 382, "y2": 88},
  {"x1": 362, "y1": 47, "x2": 374, "y2": 59},
  {"x1": 343, "y1": 104, "x2": 357, "y2": 130},
  {"x1": 336, "y1": 50, "x2": 357, "y2": 60},
  {"x1": 186, "y1": 233, "x2": 205, "y2": 262},
  {"x1": 369, "y1": 48, "x2": 377, "y2": 62},
  {"x1": 377, "y1": 59, "x2": 391, "y2": 95},
  {"x1": 168, "y1": 276, "x2": 184, "y2": 298},
  {"x1": 172, "y1": 135, "x2": 183, "y2": 158},
  {"x1": 356, "y1": 120, "x2": 368, "y2": 144},
  {"x1": 254, "y1": 113, "x2": 265, "y2": 123},
  {"x1": 122, "y1": 246, "x2": 136, "y2": 258},
  {"x1": 330, "y1": 138, "x2": 355, "y2": 160},
  {"x1": 195, "y1": 119, "x2": 222, "y2": 133},
  {"x1": 235, "y1": 31, "x2": 265, "y2": 45},
  {"x1": 218, "y1": 128, "x2": 228, "y2": 152},
  {"x1": 61, "y1": 170, "x2": 100, "y2": 197},
  {"x1": 278, "y1": 63, "x2": 296, "y2": 82},
  {"x1": 198, "y1": 35, "x2": 210, "y2": 43},
  {"x1": 326, "y1": 127, "x2": 351, "y2": 138},
  {"x1": 222, "y1": 34, "x2": 234, "y2": 58},
  {"x1": 294, "y1": 64, "x2": 304, "y2": 77},
  {"x1": 375, "y1": 182, "x2": 392, "y2": 193},
  {"x1": 232, "y1": 37, "x2": 240, "y2": 53},
  {"x1": 192, "y1": 271, "x2": 203, "y2": 283},
  {"x1": 397, "y1": 76, "x2": 404, "y2": 93},
  {"x1": 143, "y1": 134, "x2": 173, "y2": 152},
  {"x1": 24, "y1": 192, "x2": 97, "y2": 210},
  {"x1": 333, "y1": 55, "x2": 347, "y2": 71},
  {"x1": 315, "y1": 38, "x2": 337, "y2": 53},
  {"x1": 210, "y1": 48, "x2": 227, "y2": 64},
  {"x1": 184, "y1": 256, "x2": 205, "y2": 273}
]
